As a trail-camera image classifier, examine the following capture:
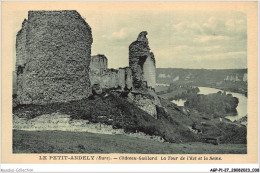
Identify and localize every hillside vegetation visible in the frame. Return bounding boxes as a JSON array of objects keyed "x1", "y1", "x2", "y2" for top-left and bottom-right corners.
[
  {"x1": 13, "y1": 89, "x2": 247, "y2": 145},
  {"x1": 14, "y1": 90, "x2": 196, "y2": 143},
  {"x1": 185, "y1": 92, "x2": 239, "y2": 118}
]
